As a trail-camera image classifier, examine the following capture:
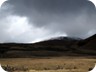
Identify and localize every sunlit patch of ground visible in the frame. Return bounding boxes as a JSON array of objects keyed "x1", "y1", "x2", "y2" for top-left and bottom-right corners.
[{"x1": 0, "y1": 56, "x2": 96, "y2": 72}]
